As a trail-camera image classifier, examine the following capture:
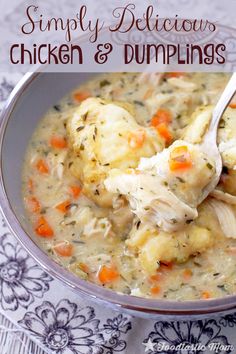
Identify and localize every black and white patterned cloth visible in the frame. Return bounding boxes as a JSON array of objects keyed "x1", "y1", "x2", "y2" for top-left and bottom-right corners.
[{"x1": 0, "y1": 73, "x2": 236, "y2": 354}]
